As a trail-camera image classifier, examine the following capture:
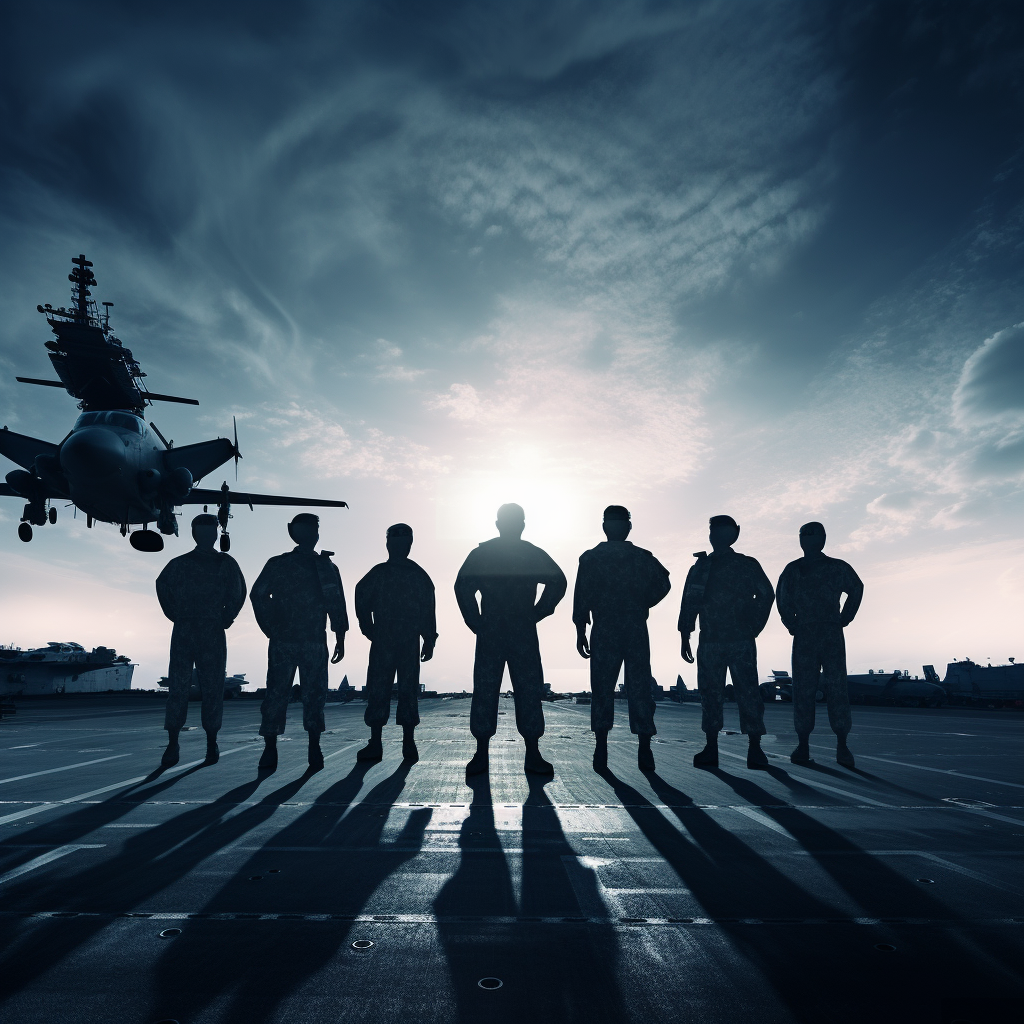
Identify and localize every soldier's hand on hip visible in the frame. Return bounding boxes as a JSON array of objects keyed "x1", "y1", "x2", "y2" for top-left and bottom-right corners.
[
  {"x1": 420, "y1": 641, "x2": 435, "y2": 663},
  {"x1": 680, "y1": 634, "x2": 694, "y2": 664},
  {"x1": 331, "y1": 635, "x2": 345, "y2": 664}
]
